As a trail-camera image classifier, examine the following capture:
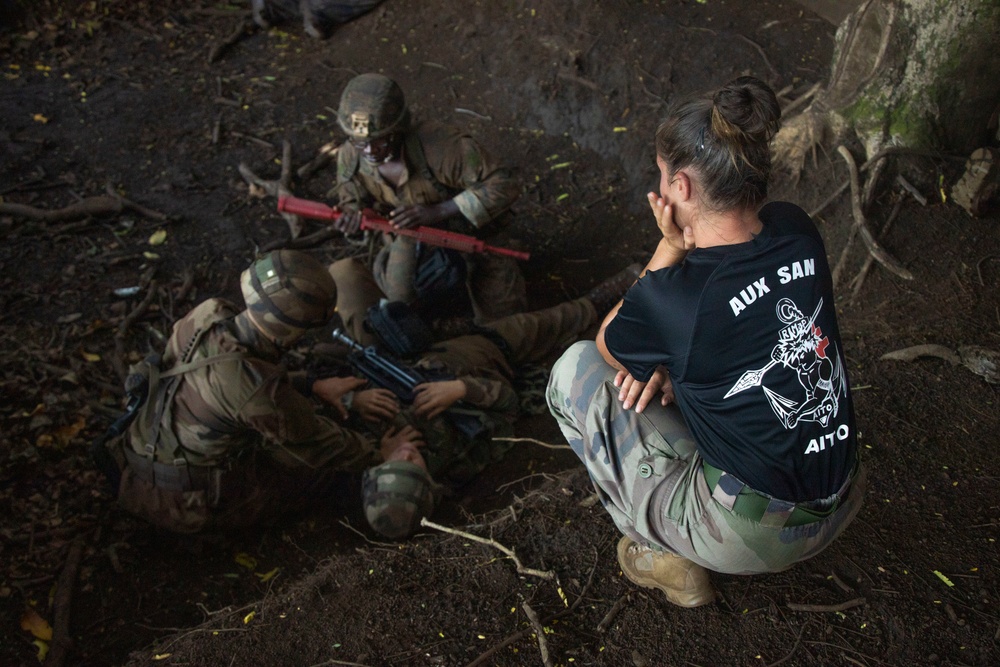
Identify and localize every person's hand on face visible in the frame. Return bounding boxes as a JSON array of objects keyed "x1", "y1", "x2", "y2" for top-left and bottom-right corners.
[
  {"x1": 647, "y1": 191, "x2": 695, "y2": 254},
  {"x1": 379, "y1": 424, "x2": 426, "y2": 461}
]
